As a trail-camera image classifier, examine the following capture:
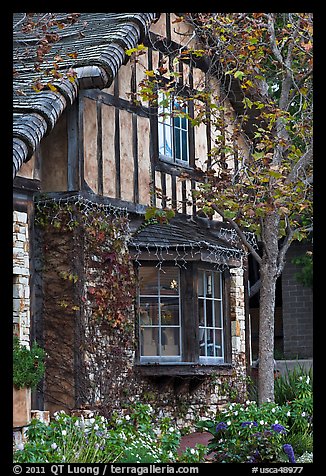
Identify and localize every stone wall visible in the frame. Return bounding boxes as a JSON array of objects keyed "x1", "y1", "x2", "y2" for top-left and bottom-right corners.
[
  {"x1": 13, "y1": 211, "x2": 31, "y2": 348},
  {"x1": 38, "y1": 222, "x2": 248, "y2": 428}
]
